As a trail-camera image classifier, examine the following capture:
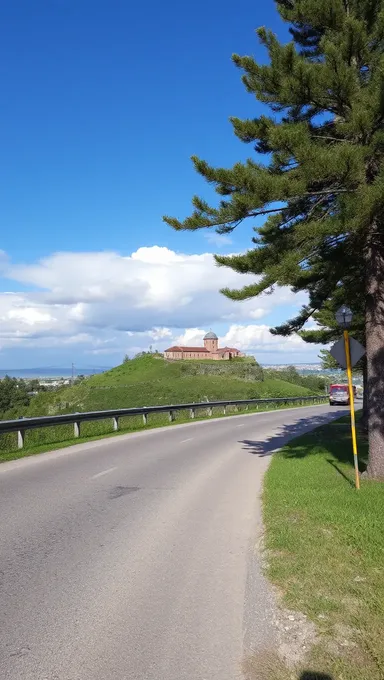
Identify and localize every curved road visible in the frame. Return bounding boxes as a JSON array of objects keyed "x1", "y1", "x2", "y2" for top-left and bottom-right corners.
[{"x1": 0, "y1": 404, "x2": 346, "y2": 680}]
